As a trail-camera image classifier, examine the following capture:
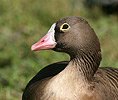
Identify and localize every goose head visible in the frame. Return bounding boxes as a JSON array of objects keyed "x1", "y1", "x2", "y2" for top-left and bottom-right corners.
[{"x1": 31, "y1": 16, "x2": 101, "y2": 60}]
